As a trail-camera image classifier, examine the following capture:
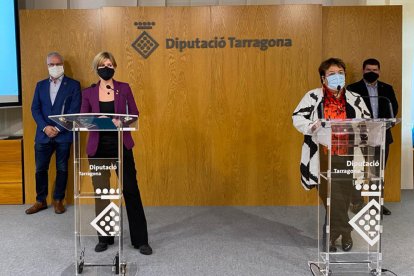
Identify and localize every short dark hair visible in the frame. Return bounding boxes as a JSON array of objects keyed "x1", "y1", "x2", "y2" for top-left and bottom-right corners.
[
  {"x1": 318, "y1": 58, "x2": 346, "y2": 82},
  {"x1": 363, "y1": 58, "x2": 380, "y2": 70}
]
